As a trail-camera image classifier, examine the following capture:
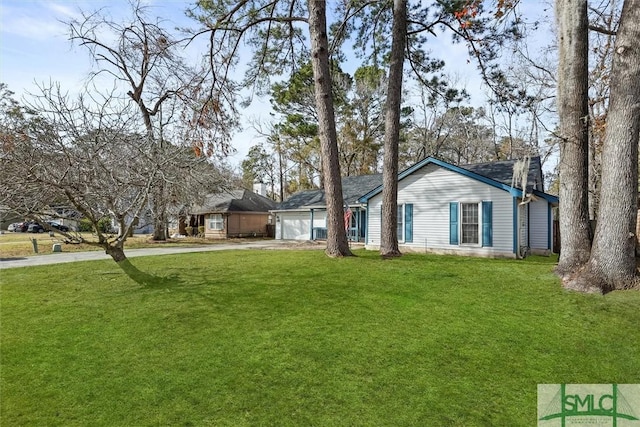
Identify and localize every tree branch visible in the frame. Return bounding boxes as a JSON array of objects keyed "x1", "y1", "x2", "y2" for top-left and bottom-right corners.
[{"x1": 589, "y1": 24, "x2": 617, "y2": 35}]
